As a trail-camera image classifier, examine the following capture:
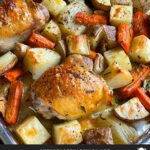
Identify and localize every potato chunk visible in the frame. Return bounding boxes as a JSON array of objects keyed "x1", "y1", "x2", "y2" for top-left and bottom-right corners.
[
  {"x1": 58, "y1": 1, "x2": 92, "y2": 35},
  {"x1": 42, "y1": 0, "x2": 67, "y2": 17},
  {"x1": 104, "y1": 47, "x2": 132, "y2": 71},
  {"x1": 103, "y1": 63, "x2": 133, "y2": 89},
  {"x1": 103, "y1": 25, "x2": 118, "y2": 48},
  {"x1": 67, "y1": 35, "x2": 90, "y2": 55},
  {"x1": 83, "y1": 127, "x2": 113, "y2": 144},
  {"x1": 42, "y1": 20, "x2": 61, "y2": 42},
  {"x1": 53, "y1": 120, "x2": 83, "y2": 144},
  {"x1": 15, "y1": 116, "x2": 50, "y2": 144},
  {"x1": 110, "y1": 5, "x2": 133, "y2": 26},
  {"x1": 23, "y1": 48, "x2": 61, "y2": 80},
  {"x1": 92, "y1": 0, "x2": 111, "y2": 11},
  {"x1": 129, "y1": 35, "x2": 150, "y2": 63},
  {"x1": 111, "y1": 0, "x2": 132, "y2": 5},
  {"x1": 87, "y1": 25, "x2": 104, "y2": 50},
  {"x1": 115, "y1": 97, "x2": 149, "y2": 121}
]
